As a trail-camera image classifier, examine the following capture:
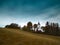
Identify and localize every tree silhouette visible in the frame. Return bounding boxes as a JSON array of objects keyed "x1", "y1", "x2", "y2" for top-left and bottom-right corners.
[
  {"x1": 5, "y1": 21, "x2": 60, "y2": 36},
  {"x1": 27, "y1": 21, "x2": 32, "y2": 31},
  {"x1": 5, "y1": 23, "x2": 20, "y2": 29},
  {"x1": 45, "y1": 21, "x2": 50, "y2": 34},
  {"x1": 5, "y1": 25, "x2": 10, "y2": 28},
  {"x1": 34, "y1": 24, "x2": 37, "y2": 31},
  {"x1": 55, "y1": 23, "x2": 59, "y2": 35},
  {"x1": 46, "y1": 21, "x2": 49, "y2": 26},
  {"x1": 42, "y1": 21, "x2": 60, "y2": 36},
  {"x1": 22, "y1": 25, "x2": 27, "y2": 31}
]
